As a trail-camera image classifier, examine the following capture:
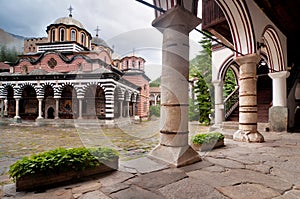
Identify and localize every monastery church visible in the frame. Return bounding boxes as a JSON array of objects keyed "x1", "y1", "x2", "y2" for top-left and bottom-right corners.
[{"x1": 0, "y1": 7, "x2": 150, "y2": 125}]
